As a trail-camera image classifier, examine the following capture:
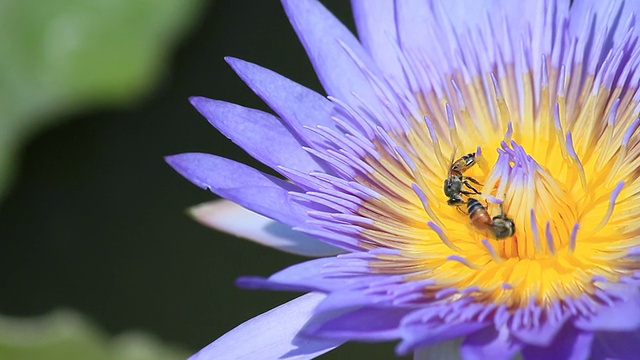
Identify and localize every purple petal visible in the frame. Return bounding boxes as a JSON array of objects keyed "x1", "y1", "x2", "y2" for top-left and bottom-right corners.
[
  {"x1": 592, "y1": 330, "x2": 640, "y2": 360},
  {"x1": 497, "y1": 0, "x2": 570, "y2": 49},
  {"x1": 510, "y1": 312, "x2": 570, "y2": 347},
  {"x1": 574, "y1": 292, "x2": 640, "y2": 331},
  {"x1": 268, "y1": 257, "x2": 353, "y2": 290},
  {"x1": 395, "y1": 1, "x2": 431, "y2": 55},
  {"x1": 237, "y1": 256, "x2": 380, "y2": 293},
  {"x1": 521, "y1": 324, "x2": 593, "y2": 360},
  {"x1": 313, "y1": 276, "x2": 434, "y2": 313},
  {"x1": 460, "y1": 326, "x2": 522, "y2": 360},
  {"x1": 303, "y1": 306, "x2": 410, "y2": 341},
  {"x1": 189, "y1": 200, "x2": 343, "y2": 257},
  {"x1": 570, "y1": 0, "x2": 638, "y2": 61},
  {"x1": 189, "y1": 292, "x2": 343, "y2": 360},
  {"x1": 165, "y1": 153, "x2": 307, "y2": 226},
  {"x1": 397, "y1": 0, "x2": 562, "y2": 80},
  {"x1": 396, "y1": 1, "x2": 455, "y2": 78},
  {"x1": 314, "y1": 288, "x2": 395, "y2": 313},
  {"x1": 281, "y1": 0, "x2": 384, "y2": 114},
  {"x1": 225, "y1": 57, "x2": 342, "y2": 151},
  {"x1": 442, "y1": 0, "x2": 548, "y2": 36},
  {"x1": 397, "y1": 320, "x2": 489, "y2": 356},
  {"x1": 189, "y1": 97, "x2": 326, "y2": 175},
  {"x1": 436, "y1": 0, "x2": 499, "y2": 27},
  {"x1": 350, "y1": 0, "x2": 406, "y2": 87}
]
